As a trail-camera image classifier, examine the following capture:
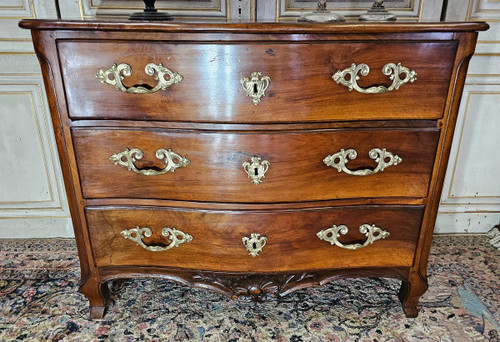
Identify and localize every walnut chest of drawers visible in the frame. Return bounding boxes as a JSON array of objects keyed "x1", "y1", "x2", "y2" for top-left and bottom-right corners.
[{"x1": 20, "y1": 19, "x2": 488, "y2": 319}]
